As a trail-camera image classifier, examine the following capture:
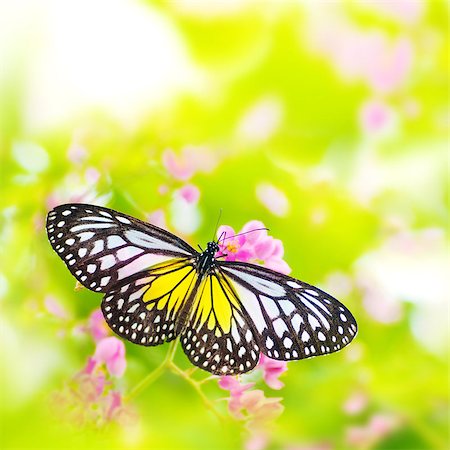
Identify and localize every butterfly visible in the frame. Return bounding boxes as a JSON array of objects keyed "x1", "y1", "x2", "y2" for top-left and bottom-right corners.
[{"x1": 46, "y1": 203, "x2": 357, "y2": 375}]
